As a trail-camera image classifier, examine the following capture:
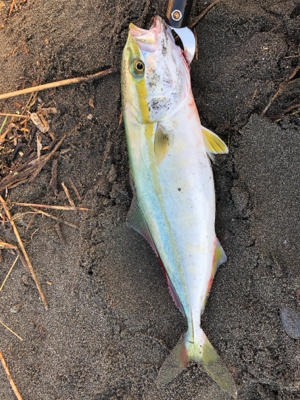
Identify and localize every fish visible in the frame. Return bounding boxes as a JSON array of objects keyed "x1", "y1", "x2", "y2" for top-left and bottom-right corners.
[{"x1": 121, "y1": 16, "x2": 237, "y2": 399}]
